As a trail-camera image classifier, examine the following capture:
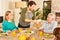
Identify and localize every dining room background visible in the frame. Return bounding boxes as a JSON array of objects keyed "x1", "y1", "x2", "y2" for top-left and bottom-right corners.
[{"x1": 0, "y1": 0, "x2": 60, "y2": 26}]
